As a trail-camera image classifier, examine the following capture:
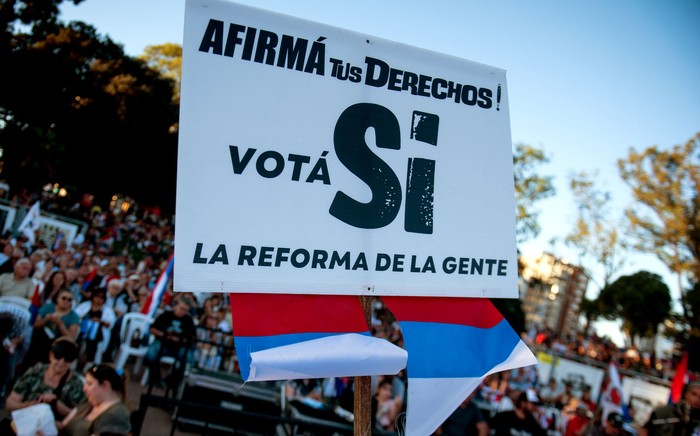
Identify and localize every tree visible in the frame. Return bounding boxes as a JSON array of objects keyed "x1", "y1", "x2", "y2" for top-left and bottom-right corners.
[
  {"x1": 140, "y1": 43, "x2": 182, "y2": 102},
  {"x1": 617, "y1": 133, "x2": 700, "y2": 321},
  {"x1": 513, "y1": 143, "x2": 555, "y2": 243},
  {"x1": 579, "y1": 296, "x2": 603, "y2": 337},
  {"x1": 0, "y1": 3, "x2": 180, "y2": 212},
  {"x1": 565, "y1": 171, "x2": 628, "y2": 291},
  {"x1": 598, "y1": 271, "x2": 671, "y2": 346}
]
